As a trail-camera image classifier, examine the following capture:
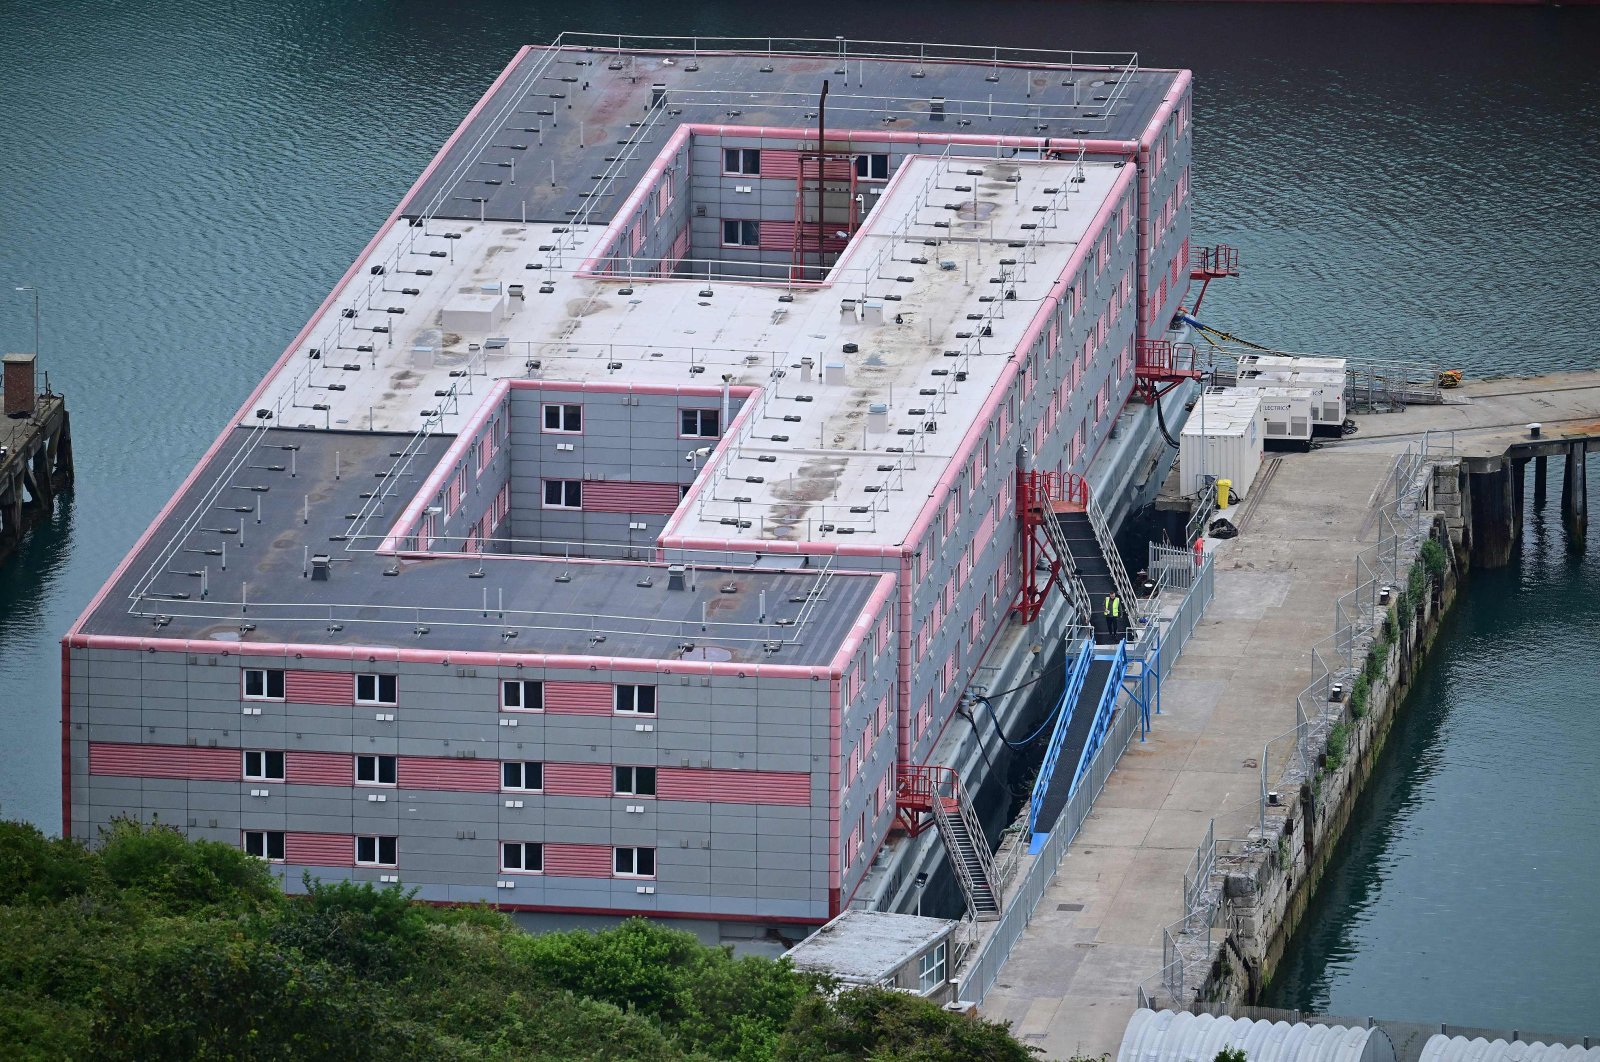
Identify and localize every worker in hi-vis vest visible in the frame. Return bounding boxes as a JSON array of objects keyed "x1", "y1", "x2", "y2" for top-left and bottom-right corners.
[{"x1": 1103, "y1": 593, "x2": 1123, "y2": 638}]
